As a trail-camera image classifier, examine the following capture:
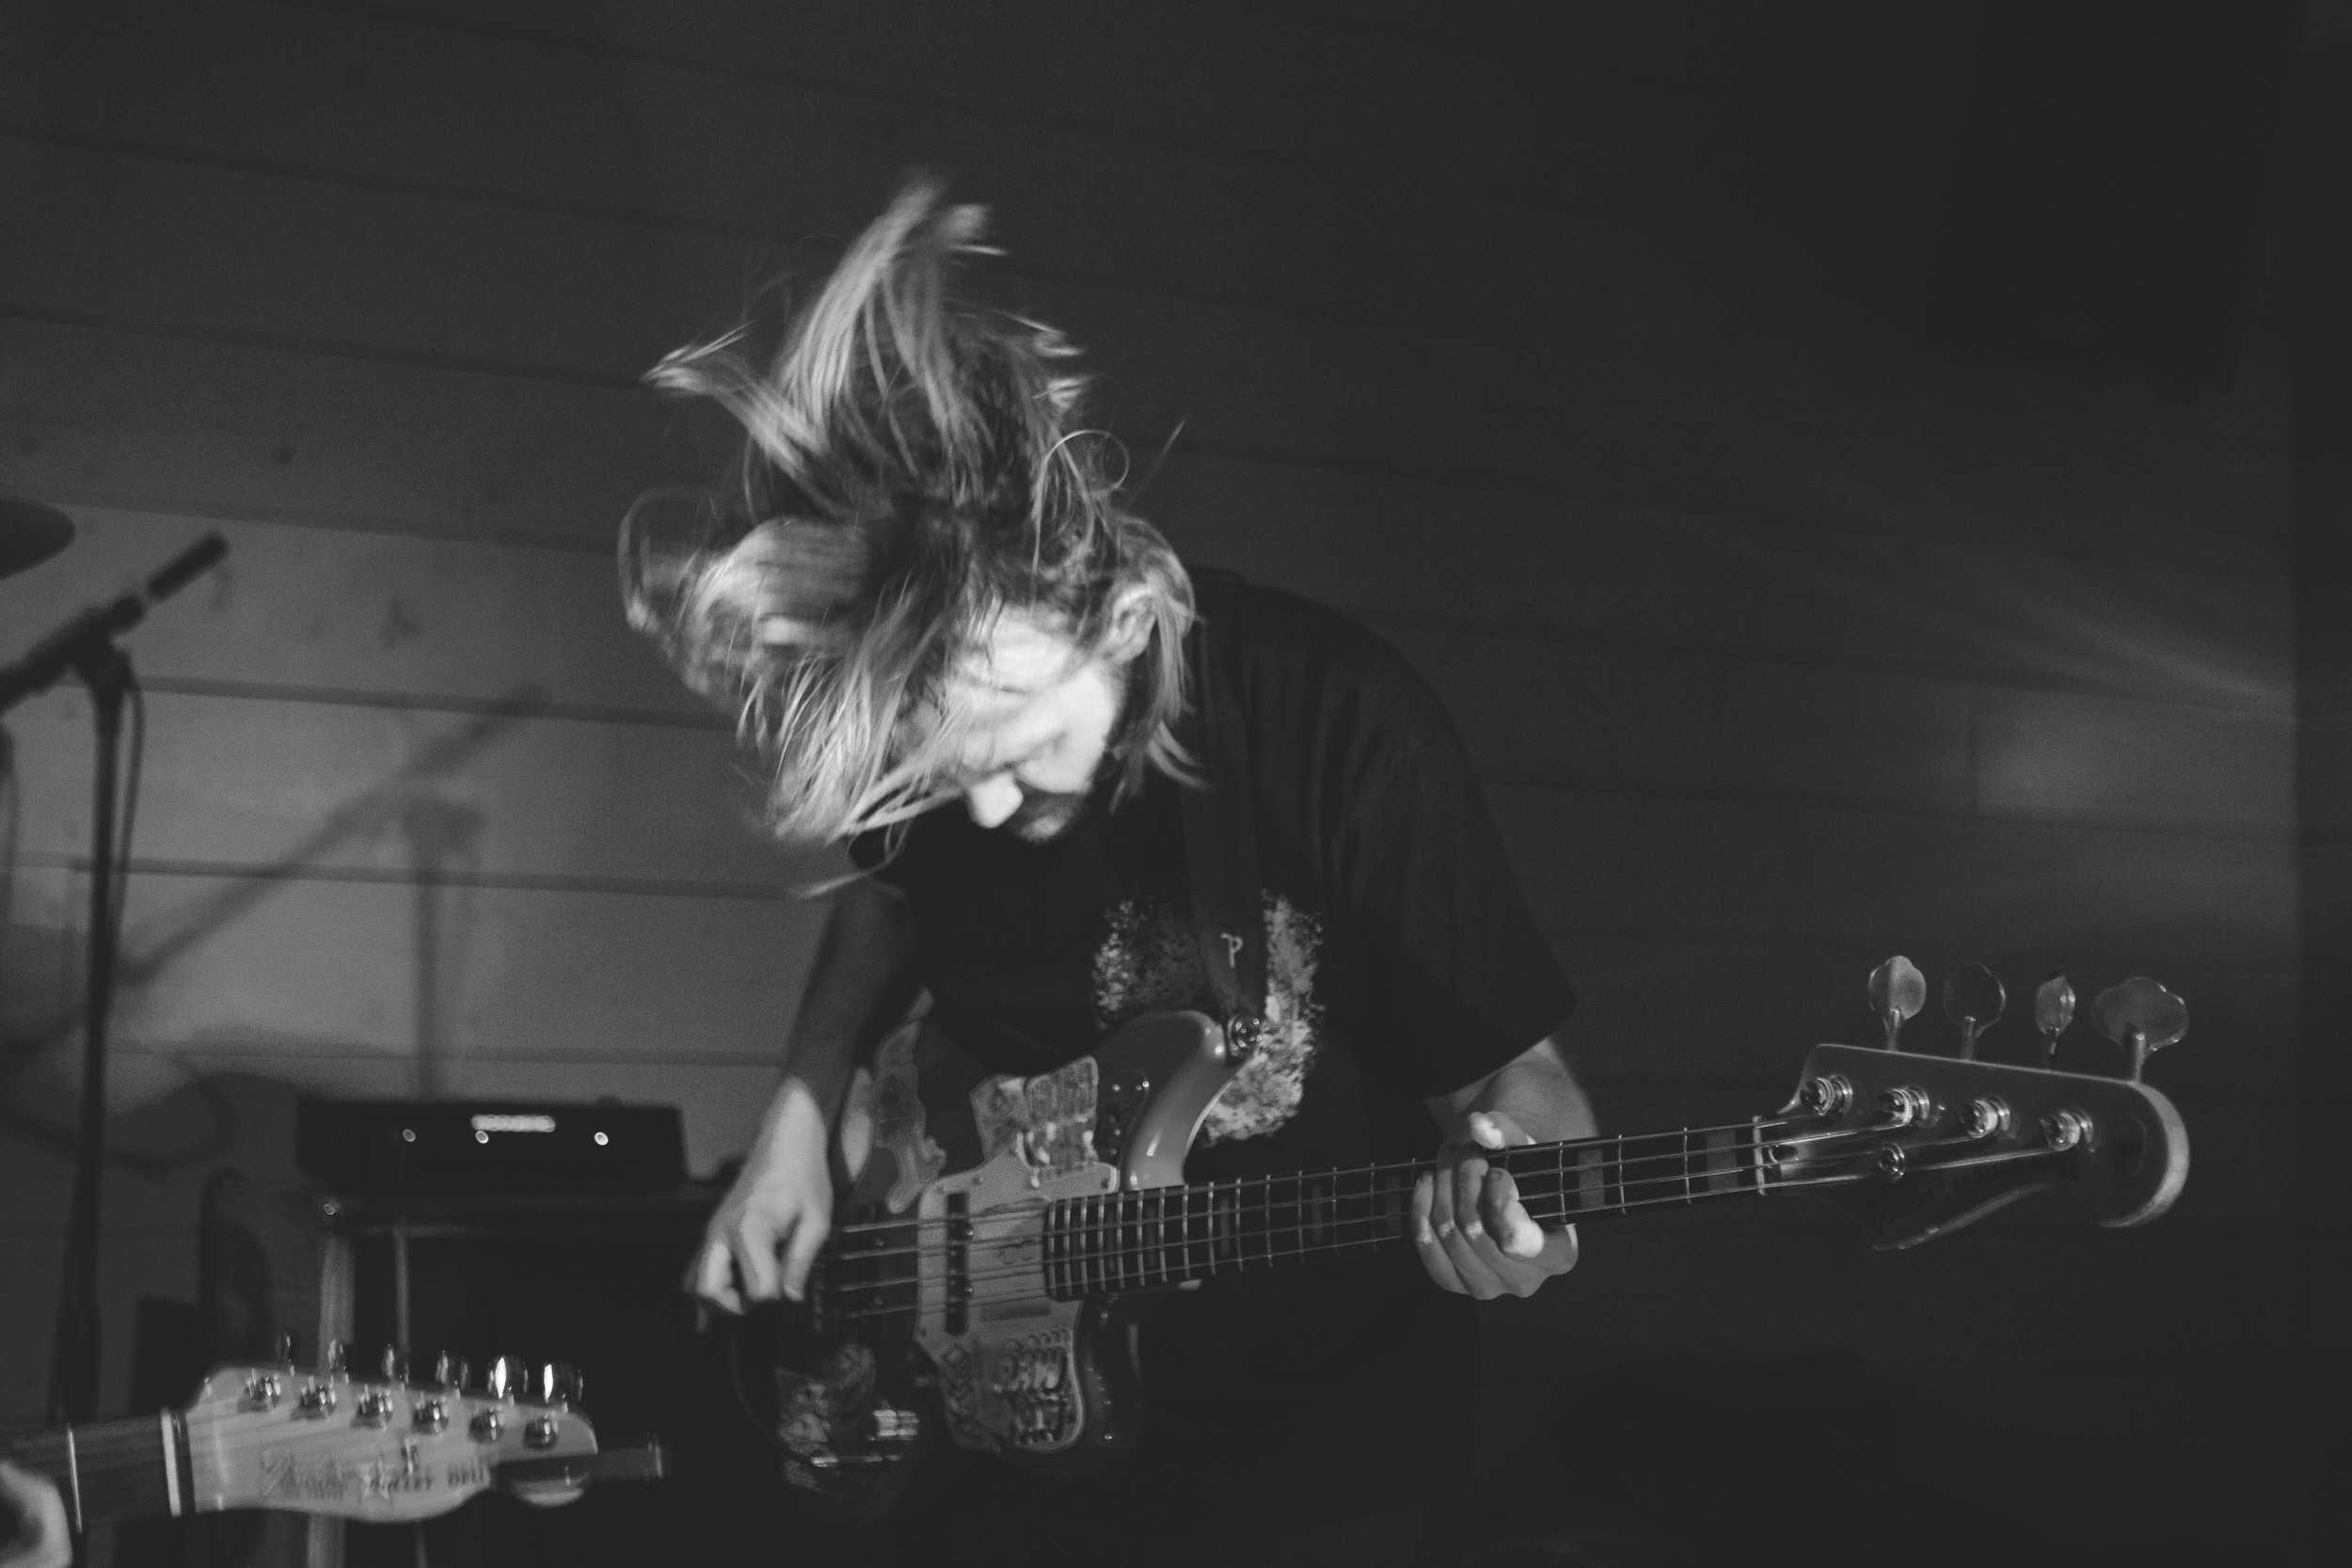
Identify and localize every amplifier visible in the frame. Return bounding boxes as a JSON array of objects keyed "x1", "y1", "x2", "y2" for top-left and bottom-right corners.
[{"x1": 294, "y1": 1097, "x2": 687, "y2": 1196}]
